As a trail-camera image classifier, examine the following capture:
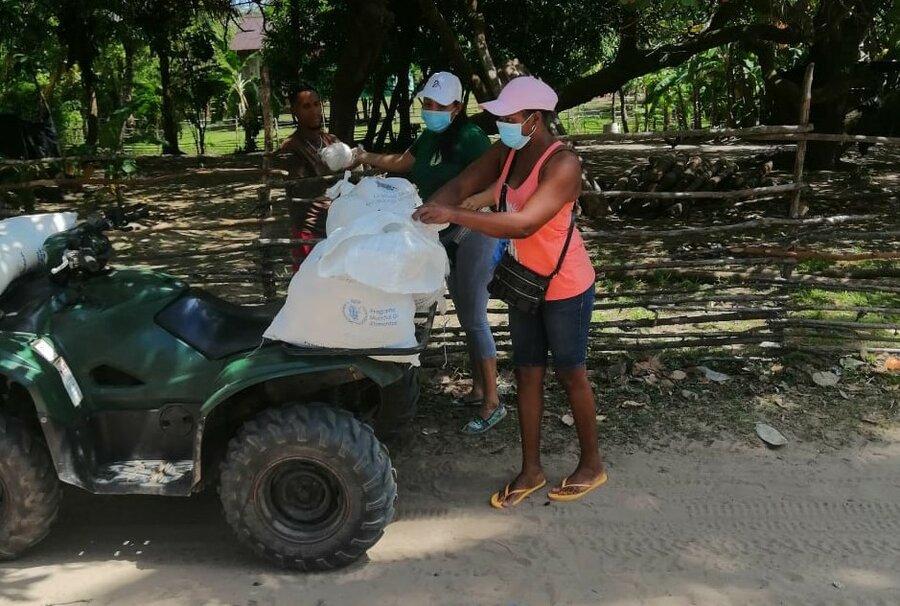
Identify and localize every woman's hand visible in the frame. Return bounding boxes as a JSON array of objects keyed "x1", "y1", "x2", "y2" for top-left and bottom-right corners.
[
  {"x1": 413, "y1": 203, "x2": 458, "y2": 225},
  {"x1": 348, "y1": 147, "x2": 368, "y2": 169},
  {"x1": 459, "y1": 183, "x2": 497, "y2": 210}
]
